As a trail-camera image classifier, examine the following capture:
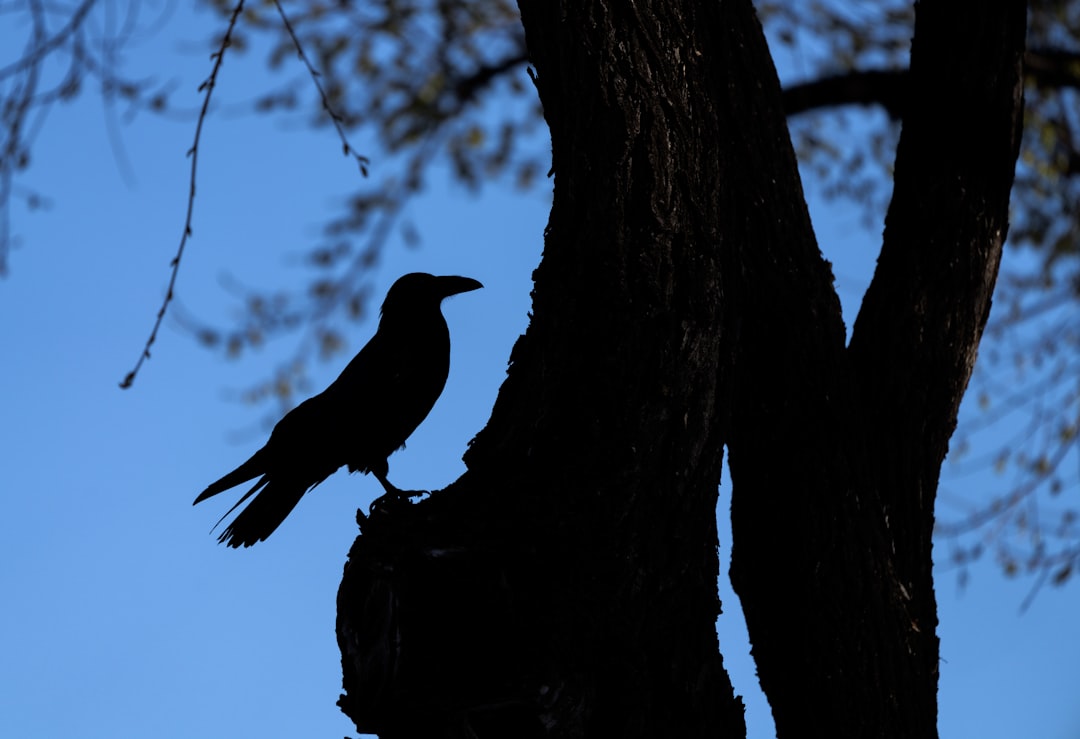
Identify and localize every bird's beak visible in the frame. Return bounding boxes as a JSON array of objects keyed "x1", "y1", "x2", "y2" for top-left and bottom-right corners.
[{"x1": 437, "y1": 275, "x2": 483, "y2": 297}]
